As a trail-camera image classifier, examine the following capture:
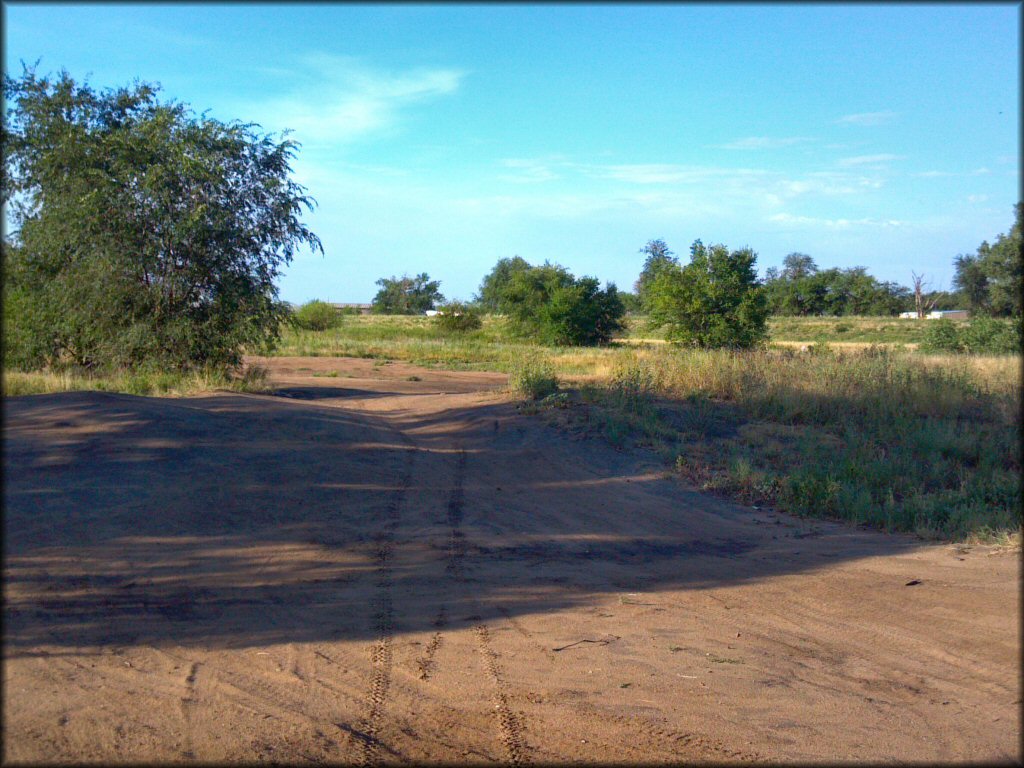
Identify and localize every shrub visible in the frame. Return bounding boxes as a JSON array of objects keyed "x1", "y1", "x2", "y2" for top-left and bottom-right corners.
[
  {"x1": 434, "y1": 302, "x2": 483, "y2": 333},
  {"x1": 501, "y1": 262, "x2": 625, "y2": 346},
  {"x1": 292, "y1": 300, "x2": 342, "y2": 331},
  {"x1": 647, "y1": 240, "x2": 769, "y2": 349},
  {"x1": 960, "y1": 316, "x2": 1021, "y2": 354},
  {"x1": 920, "y1": 316, "x2": 1021, "y2": 355},
  {"x1": 508, "y1": 359, "x2": 559, "y2": 400},
  {"x1": 919, "y1": 319, "x2": 964, "y2": 353}
]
